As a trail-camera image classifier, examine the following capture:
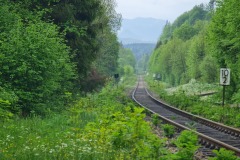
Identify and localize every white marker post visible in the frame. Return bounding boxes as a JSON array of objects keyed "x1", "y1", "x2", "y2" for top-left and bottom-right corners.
[{"x1": 220, "y1": 68, "x2": 230, "y2": 106}]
